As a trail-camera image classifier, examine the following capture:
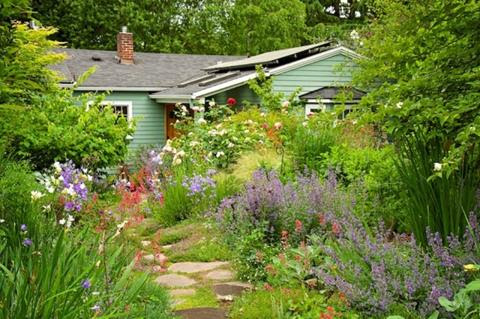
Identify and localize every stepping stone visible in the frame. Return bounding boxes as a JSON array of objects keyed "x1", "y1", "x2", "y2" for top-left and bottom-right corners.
[
  {"x1": 205, "y1": 269, "x2": 234, "y2": 281},
  {"x1": 142, "y1": 254, "x2": 155, "y2": 264},
  {"x1": 174, "y1": 307, "x2": 226, "y2": 319},
  {"x1": 213, "y1": 283, "x2": 252, "y2": 301},
  {"x1": 169, "y1": 288, "x2": 196, "y2": 297},
  {"x1": 169, "y1": 261, "x2": 229, "y2": 274},
  {"x1": 162, "y1": 244, "x2": 172, "y2": 250},
  {"x1": 141, "y1": 240, "x2": 151, "y2": 247},
  {"x1": 154, "y1": 274, "x2": 196, "y2": 288}
]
